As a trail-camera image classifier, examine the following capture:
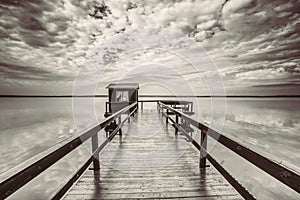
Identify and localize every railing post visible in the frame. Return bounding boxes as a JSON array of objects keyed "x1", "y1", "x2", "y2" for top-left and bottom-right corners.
[
  {"x1": 92, "y1": 132, "x2": 100, "y2": 171},
  {"x1": 175, "y1": 115, "x2": 178, "y2": 135},
  {"x1": 200, "y1": 129, "x2": 208, "y2": 168},
  {"x1": 118, "y1": 115, "x2": 122, "y2": 135},
  {"x1": 132, "y1": 105, "x2": 135, "y2": 116},
  {"x1": 166, "y1": 109, "x2": 168, "y2": 123}
]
